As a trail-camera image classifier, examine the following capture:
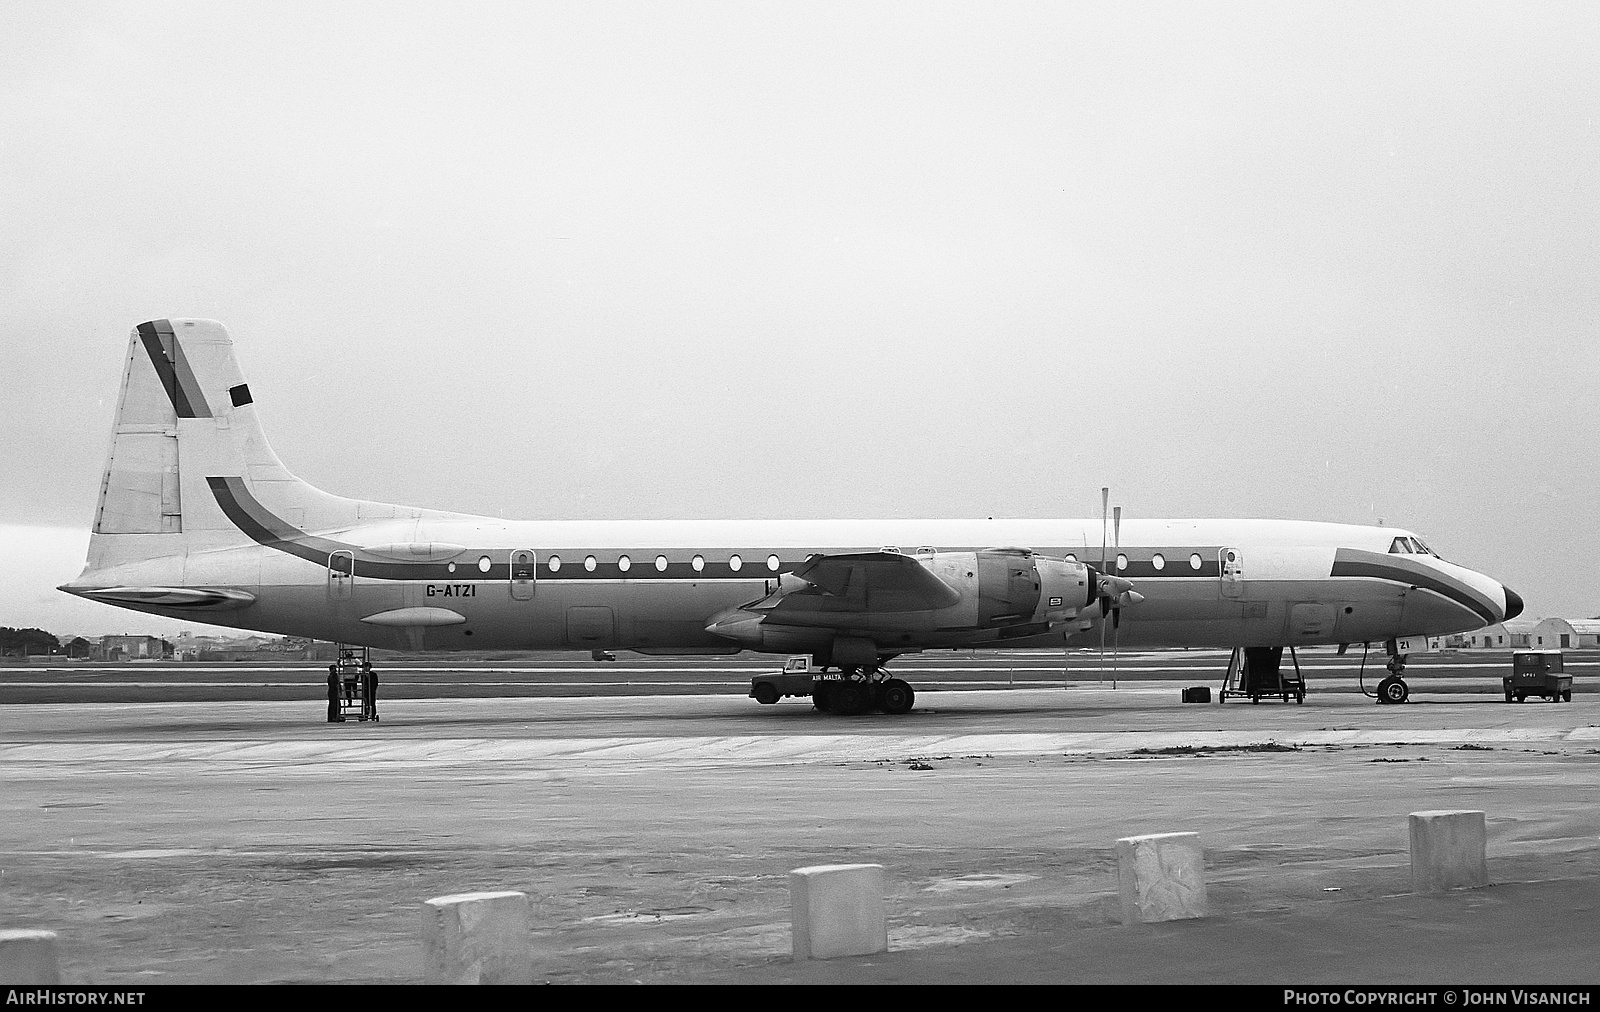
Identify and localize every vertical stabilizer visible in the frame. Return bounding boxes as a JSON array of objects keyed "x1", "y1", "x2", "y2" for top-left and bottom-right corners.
[{"x1": 74, "y1": 318, "x2": 423, "y2": 582}]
